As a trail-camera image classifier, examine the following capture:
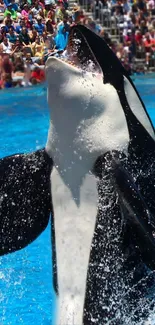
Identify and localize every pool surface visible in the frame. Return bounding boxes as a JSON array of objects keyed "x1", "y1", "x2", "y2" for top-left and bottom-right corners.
[
  {"x1": 0, "y1": 75, "x2": 155, "y2": 325},
  {"x1": 0, "y1": 85, "x2": 55, "y2": 325}
]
